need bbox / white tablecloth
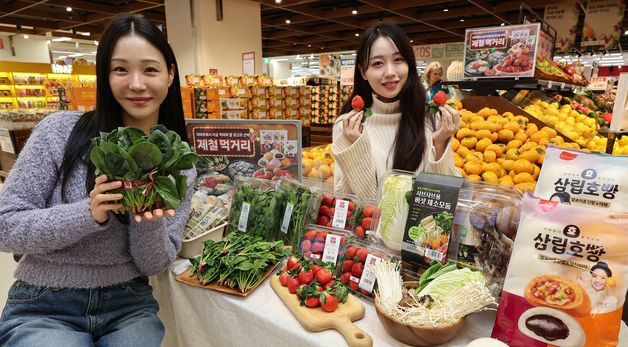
[151,259,628,347]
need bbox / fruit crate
[460,96,577,145]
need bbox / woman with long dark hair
[0,13,194,346]
[333,23,460,199]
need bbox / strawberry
[288,277,300,294]
[432,90,447,107]
[360,217,372,230]
[304,230,317,240]
[340,236,347,245]
[342,260,354,272]
[300,239,312,252]
[356,248,368,262]
[348,201,356,212]
[287,256,300,270]
[324,279,337,290]
[320,292,339,312]
[316,215,329,226]
[354,226,365,238]
[311,264,322,275]
[311,242,325,254]
[321,195,334,206]
[346,210,352,218]
[303,251,312,259]
[327,207,335,219]
[351,262,364,278]
[339,272,351,284]
[316,268,333,284]
[305,296,320,308]
[326,221,333,228]
[315,284,324,292]
[279,272,290,286]
[318,205,330,217]
[346,246,358,259]
[291,262,302,271]
[351,95,365,110]
[362,205,375,218]
[316,231,328,240]
[349,280,360,291]
[298,269,314,285]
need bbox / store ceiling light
[94,40,99,46]
[66,7,72,12]
[285,19,291,24]
[23,34,28,39]
[410,40,414,43]
[308,44,311,47]
[52,37,71,42]
[443,9,449,12]
[352,9,358,15]
[460,19,465,22]
[625,30,628,35]
[501,23,505,26]
[355,33,359,37]
[275,0,281,3]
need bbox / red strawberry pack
[335,241,395,300]
[298,226,351,267]
[309,190,360,231]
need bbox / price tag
[322,234,341,265]
[349,275,360,283]
[560,83,566,89]
[280,203,294,234]
[237,202,251,232]
[547,81,553,88]
[332,199,349,229]
[359,253,382,293]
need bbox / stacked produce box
[311,85,338,125]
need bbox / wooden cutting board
[270,275,373,347]
[175,261,280,297]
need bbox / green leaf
[129,142,162,171]
[149,129,173,165]
[175,174,188,200]
[89,146,109,176]
[105,151,130,178]
[154,176,181,209]
[173,152,199,170]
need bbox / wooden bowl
[374,282,466,346]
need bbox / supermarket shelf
[443,79,586,95]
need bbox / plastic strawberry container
[306,189,361,231]
[351,199,381,240]
[297,225,352,267]
[334,241,395,300]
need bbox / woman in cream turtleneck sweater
[332,23,460,200]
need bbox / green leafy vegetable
[418,268,485,301]
[418,261,457,292]
[227,179,285,241]
[434,211,454,235]
[379,173,414,251]
[278,179,313,249]
[190,232,289,292]
[89,125,199,214]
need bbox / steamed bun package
[491,194,628,347]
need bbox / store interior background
[0,0,627,305]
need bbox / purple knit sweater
[0,111,196,288]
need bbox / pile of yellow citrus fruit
[585,135,628,155]
[302,144,334,182]
[523,100,596,147]
[453,107,581,193]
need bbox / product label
[322,234,341,265]
[237,202,251,232]
[280,202,294,234]
[359,254,382,293]
[332,199,349,229]
[401,173,463,269]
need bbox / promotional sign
[587,77,610,91]
[581,0,625,50]
[463,23,540,79]
[413,43,464,60]
[340,60,354,86]
[610,72,628,133]
[319,54,340,78]
[186,119,302,182]
[544,2,581,54]
[242,52,255,75]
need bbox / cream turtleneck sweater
[332,95,459,200]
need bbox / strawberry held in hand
[351,95,372,123]
[432,90,447,107]
[351,95,365,110]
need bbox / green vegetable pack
[89,125,199,214]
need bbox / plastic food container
[179,221,228,258]
[373,170,523,298]
[351,199,381,240]
[334,241,395,300]
[297,225,351,267]
[307,189,361,231]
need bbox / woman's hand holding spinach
[133,208,176,224]
[89,125,198,215]
[90,175,123,224]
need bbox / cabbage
[379,174,413,251]
[418,268,485,300]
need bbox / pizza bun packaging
[491,193,628,347]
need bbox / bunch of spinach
[278,179,313,250]
[190,232,289,292]
[89,125,198,214]
[227,179,284,241]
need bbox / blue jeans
[0,278,164,347]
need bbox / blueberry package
[491,194,628,347]
[534,145,627,212]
